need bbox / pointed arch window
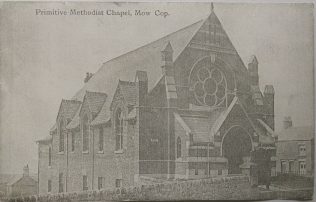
[98,127,104,152]
[177,137,181,158]
[48,147,52,166]
[115,108,123,151]
[82,115,89,152]
[59,120,65,152]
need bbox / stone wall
[3,175,313,202]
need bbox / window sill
[58,151,64,155]
[48,165,52,169]
[114,150,124,154]
[97,151,104,154]
[82,151,89,154]
[70,151,75,154]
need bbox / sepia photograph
[0,1,314,201]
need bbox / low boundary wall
[2,175,313,201]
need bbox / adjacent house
[0,165,38,197]
[37,5,276,194]
[276,117,314,176]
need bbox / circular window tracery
[190,66,227,107]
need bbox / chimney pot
[23,164,29,177]
[84,72,93,83]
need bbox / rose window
[190,66,227,107]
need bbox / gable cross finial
[211,2,214,11]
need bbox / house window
[289,161,294,173]
[176,137,181,158]
[115,108,123,151]
[218,169,222,175]
[115,179,122,188]
[195,168,198,175]
[299,161,306,175]
[195,166,198,175]
[82,115,89,152]
[59,120,64,152]
[299,144,306,156]
[58,173,63,193]
[48,180,52,193]
[71,132,75,152]
[281,161,287,173]
[83,175,88,191]
[48,147,52,166]
[99,127,104,152]
[98,177,103,190]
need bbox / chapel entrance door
[222,127,252,174]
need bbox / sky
[0,2,314,174]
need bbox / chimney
[283,116,293,129]
[23,164,29,177]
[84,72,93,83]
[135,70,148,106]
[248,55,259,86]
[161,41,174,76]
[264,85,275,130]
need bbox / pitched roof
[6,175,37,186]
[277,126,314,141]
[0,174,37,186]
[83,91,107,115]
[181,116,211,142]
[51,10,248,131]
[210,96,260,137]
[72,19,204,104]
[67,91,107,128]
[90,101,111,126]
[57,99,82,121]
[175,108,224,143]
[66,104,81,129]
[118,80,137,106]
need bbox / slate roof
[90,101,111,126]
[277,126,314,141]
[6,175,37,186]
[182,116,211,142]
[60,19,205,131]
[0,174,37,186]
[72,20,204,103]
[66,91,107,128]
[118,80,137,106]
[66,105,81,129]
[83,91,107,115]
[175,108,225,143]
[57,99,81,121]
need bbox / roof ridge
[61,99,82,104]
[94,20,204,75]
[85,91,108,97]
[119,80,135,85]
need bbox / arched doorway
[222,126,252,174]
